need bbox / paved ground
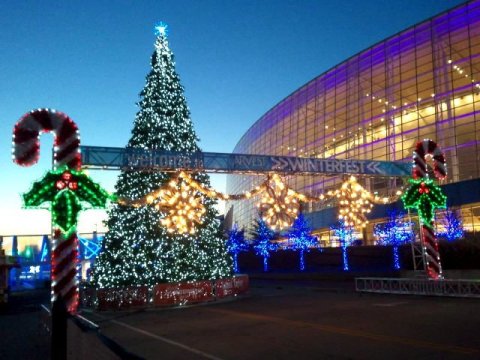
[0,289,50,360]
[1,278,479,359]
[83,279,480,360]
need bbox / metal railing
[355,277,480,298]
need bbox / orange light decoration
[179,171,266,200]
[257,174,306,230]
[118,171,401,234]
[146,176,206,234]
[327,176,374,228]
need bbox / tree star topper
[155,22,169,37]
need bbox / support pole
[51,296,68,360]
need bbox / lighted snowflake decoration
[329,176,374,228]
[257,174,302,230]
[147,177,206,234]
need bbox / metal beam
[80,145,411,177]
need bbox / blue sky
[0,0,466,235]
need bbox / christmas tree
[373,210,414,270]
[438,208,464,242]
[226,224,249,273]
[330,221,356,271]
[286,213,318,271]
[93,23,232,288]
[250,218,278,272]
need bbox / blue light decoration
[438,208,464,242]
[252,218,278,272]
[11,235,18,256]
[78,232,103,260]
[373,210,415,270]
[154,22,168,37]
[23,246,34,260]
[330,221,356,271]
[40,235,50,262]
[286,213,318,271]
[9,236,19,287]
[226,224,249,273]
[29,265,40,275]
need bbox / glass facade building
[226,0,480,242]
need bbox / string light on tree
[93,23,232,289]
[286,213,318,271]
[438,208,464,242]
[373,210,415,270]
[251,218,278,272]
[330,221,356,271]
[226,224,249,273]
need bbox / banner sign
[215,275,250,298]
[97,286,148,310]
[215,278,236,298]
[153,281,214,306]
[233,274,249,295]
[81,146,411,177]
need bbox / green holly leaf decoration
[23,171,59,207]
[75,173,111,207]
[52,190,82,234]
[402,178,447,226]
[22,165,112,233]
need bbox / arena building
[226,0,480,246]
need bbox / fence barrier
[85,274,250,311]
[355,277,480,298]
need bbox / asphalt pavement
[2,278,479,359]
[0,289,50,360]
[83,278,480,360]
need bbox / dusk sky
[0,0,466,235]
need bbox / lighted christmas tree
[250,218,278,272]
[93,23,232,288]
[226,224,249,273]
[330,221,356,271]
[438,208,464,242]
[286,213,318,271]
[373,210,414,270]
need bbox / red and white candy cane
[12,108,81,313]
[13,108,81,170]
[412,139,446,279]
[413,139,447,180]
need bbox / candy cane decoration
[413,139,447,180]
[13,108,81,170]
[413,139,446,279]
[12,108,81,313]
